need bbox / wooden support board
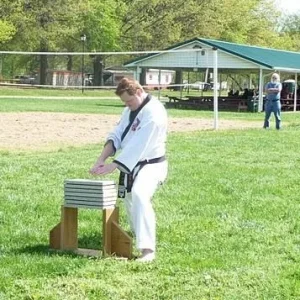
[50,206,132,259]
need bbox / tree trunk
[140,68,147,85]
[39,41,48,85]
[67,55,73,71]
[93,55,104,86]
[174,70,183,91]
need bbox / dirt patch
[0,112,261,151]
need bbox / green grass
[1,126,300,299]
[0,86,116,97]
[0,98,125,115]
[1,89,300,298]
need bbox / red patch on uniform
[131,118,140,131]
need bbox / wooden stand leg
[50,205,132,258]
[111,221,132,259]
[102,207,118,256]
[61,206,78,250]
[49,222,61,249]
[102,207,132,259]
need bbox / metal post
[80,34,86,93]
[213,47,218,130]
[294,73,297,112]
[258,68,264,112]
[0,54,3,78]
[158,69,161,100]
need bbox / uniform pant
[263,100,281,129]
[124,160,168,252]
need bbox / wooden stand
[49,205,132,259]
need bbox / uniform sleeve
[113,117,159,173]
[106,109,128,154]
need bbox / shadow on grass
[15,233,103,257]
[14,244,80,258]
[78,233,103,250]
[286,123,300,128]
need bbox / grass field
[2,96,300,124]
[0,90,300,299]
[1,87,300,122]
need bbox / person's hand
[89,160,105,174]
[89,162,117,175]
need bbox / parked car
[15,75,36,84]
[85,74,93,86]
[189,81,211,91]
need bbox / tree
[2,0,85,83]
[1,0,298,85]
[0,20,16,44]
[279,14,300,51]
[119,0,208,50]
[77,0,124,85]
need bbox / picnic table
[165,95,249,112]
[281,98,300,111]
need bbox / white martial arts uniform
[106,94,168,252]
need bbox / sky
[277,0,300,14]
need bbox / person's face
[120,90,143,111]
[271,75,279,83]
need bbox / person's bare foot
[136,249,155,262]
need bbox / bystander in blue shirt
[263,73,282,130]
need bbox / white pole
[218,73,222,97]
[294,73,297,112]
[213,48,218,130]
[205,68,209,83]
[158,69,161,100]
[258,68,264,112]
[134,66,141,81]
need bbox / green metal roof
[199,38,300,72]
[125,37,300,73]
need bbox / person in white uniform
[90,78,168,262]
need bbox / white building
[104,68,174,88]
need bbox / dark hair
[115,78,144,96]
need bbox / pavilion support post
[205,68,209,83]
[158,69,161,100]
[213,47,218,130]
[218,73,222,97]
[294,73,298,112]
[258,68,264,112]
[134,66,141,81]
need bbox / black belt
[118,155,166,198]
[137,155,166,169]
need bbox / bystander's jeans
[263,100,281,130]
